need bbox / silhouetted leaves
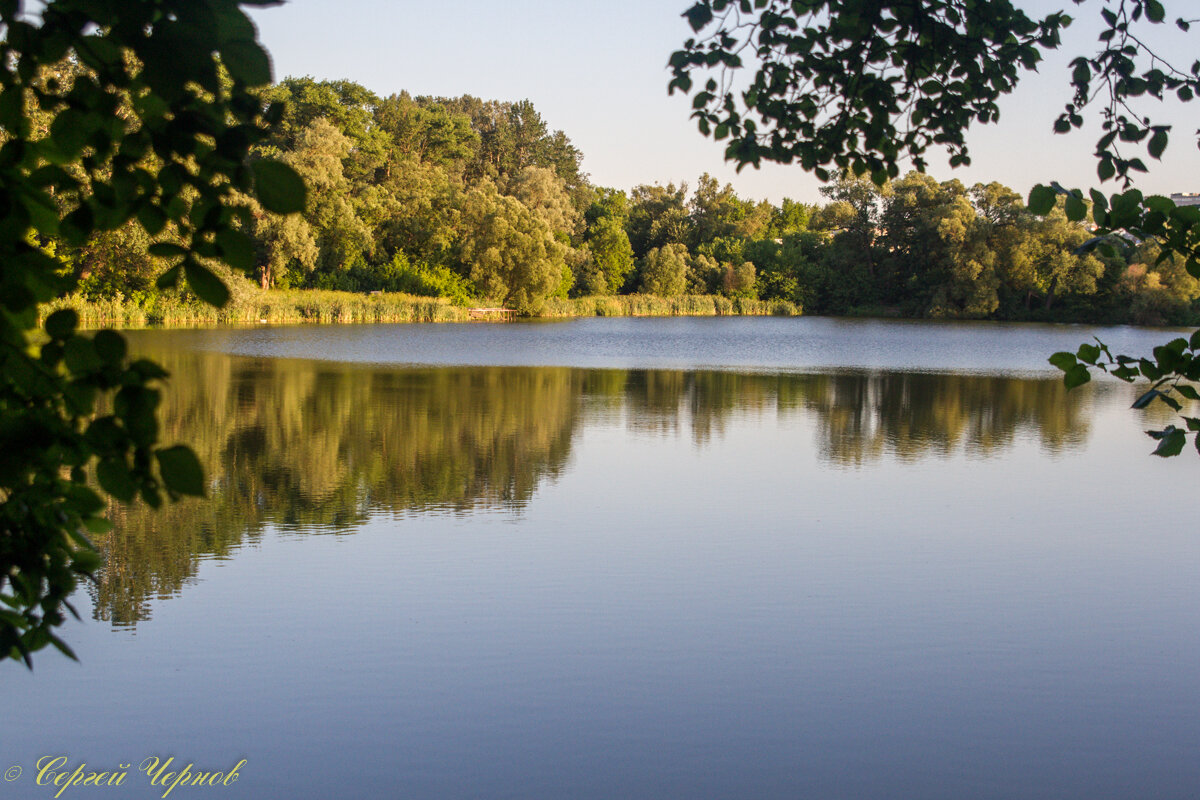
[252,159,307,214]
[0,0,295,665]
[155,446,206,497]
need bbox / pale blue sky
[248,0,1200,205]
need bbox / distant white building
[1170,192,1200,207]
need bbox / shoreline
[43,290,800,330]
[40,289,1198,333]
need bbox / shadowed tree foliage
[0,0,307,665]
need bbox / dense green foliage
[0,0,307,666]
[669,0,1200,453]
[54,67,1197,325]
[48,75,816,315]
[671,0,1069,179]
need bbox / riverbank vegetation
[45,274,795,329]
[52,75,1199,327]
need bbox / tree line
[63,76,1199,323]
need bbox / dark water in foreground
[3,318,1198,800]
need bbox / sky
[247,0,1200,206]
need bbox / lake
[4,317,1198,800]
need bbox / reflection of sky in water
[4,321,1198,800]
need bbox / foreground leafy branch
[1050,331,1200,455]
[1033,185,1200,454]
[1,0,305,666]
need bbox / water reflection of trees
[617,371,1098,463]
[95,351,580,626]
[92,351,1100,626]
[782,372,1097,467]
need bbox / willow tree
[456,181,573,312]
[639,243,690,296]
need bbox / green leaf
[70,548,101,574]
[63,337,102,374]
[148,242,187,258]
[1176,384,1200,401]
[1063,364,1090,389]
[1076,343,1101,364]
[220,40,272,86]
[82,517,113,534]
[1151,427,1186,457]
[1144,194,1174,214]
[1148,128,1168,159]
[44,309,78,341]
[66,484,105,516]
[96,458,136,502]
[155,445,205,497]
[155,264,182,291]
[0,87,25,133]
[47,633,79,662]
[137,205,168,236]
[92,330,127,365]
[1048,351,1077,371]
[216,228,256,273]
[684,3,714,32]
[22,185,62,236]
[1139,359,1163,381]
[1028,184,1056,215]
[129,358,170,380]
[184,262,230,307]
[49,109,90,159]
[1064,193,1086,222]
[251,159,307,214]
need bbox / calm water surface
[4,318,1198,800]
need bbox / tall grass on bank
[539,295,799,318]
[43,288,799,330]
[44,289,470,329]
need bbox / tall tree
[638,243,690,296]
[455,181,572,312]
[373,93,479,172]
[262,77,388,180]
[627,183,692,258]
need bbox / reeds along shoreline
[43,291,800,329]
[540,295,798,318]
